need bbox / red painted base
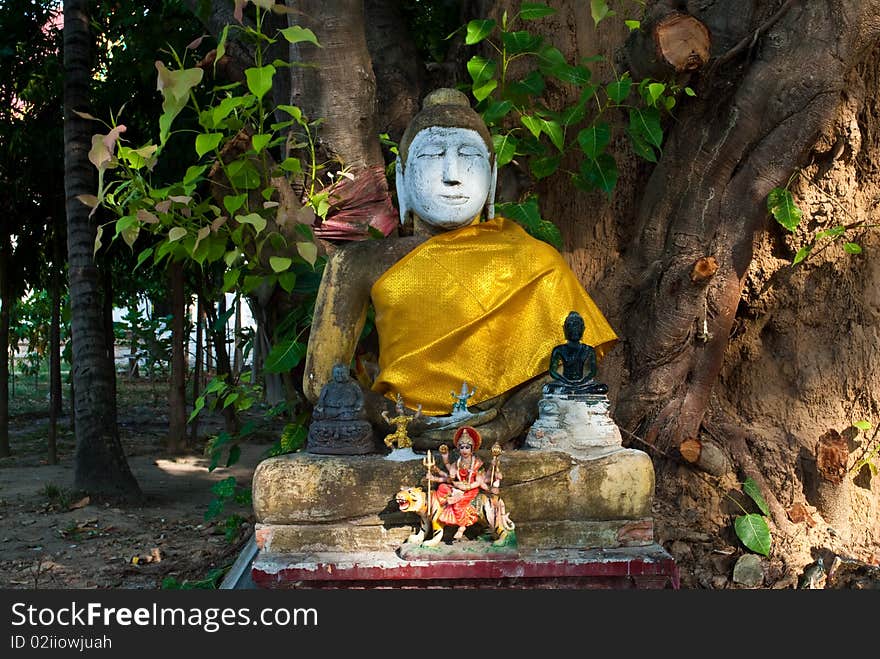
[251,544,679,589]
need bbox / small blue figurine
[450,381,476,414]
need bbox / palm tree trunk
[167,261,187,453]
[64,0,140,500]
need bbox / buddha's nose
[442,153,461,185]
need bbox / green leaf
[606,77,632,103]
[578,153,618,195]
[245,65,276,101]
[264,339,307,373]
[520,2,556,20]
[211,476,237,499]
[278,271,297,293]
[577,123,610,159]
[277,104,303,122]
[629,107,663,149]
[521,115,542,139]
[742,477,770,516]
[279,157,302,174]
[530,154,560,179]
[236,213,267,234]
[501,30,542,54]
[270,256,292,273]
[508,70,545,97]
[222,269,240,293]
[627,132,658,163]
[225,445,241,468]
[843,242,862,254]
[541,118,564,152]
[223,193,248,215]
[184,164,207,185]
[496,196,562,249]
[135,247,154,271]
[493,133,517,167]
[853,420,871,431]
[168,227,187,242]
[297,241,318,266]
[467,56,496,85]
[205,499,224,521]
[481,100,513,125]
[472,78,498,102]
[646,82,666,106]
[227,159,261,189]
[767,187,802,231]
[252,133,271,153]
[792,245,811,265]
[734,514,772,556]
[195,132,223,158]
[465,19,496,45]
[625,20,641,31]
[280,26,320,46]
[590,0,615,25]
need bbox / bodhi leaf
[734,514,772,556]
[465,19,495,45]
[767,187,802,231]
[590,0,615,25]
[520,2,556,20]
[742,477,770,516]
[492,133,517,167]
[577,123,610,159]
[280,26,320,46]
[467,56,496,85]
[245,65,276,101]
[264,339,307,373]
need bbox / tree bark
[64,0,140,501]
[167,261,187,454]
[616,1,880,456]
[287,0,385,173]
[190,294,203,444]
[0,227,10,458]
[47,226,64,465]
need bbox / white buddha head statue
[395,88,497,230]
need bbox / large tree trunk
[167,261,187,454]
[616,2,880,455]
[288,0,384,173]
[63,0,141,501]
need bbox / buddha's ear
[395,156,409,225]
[486,160,497,220]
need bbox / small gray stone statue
[306,363,375,455]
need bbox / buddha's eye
[458,146,482,157]
[418,150,445,158]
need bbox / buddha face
[398,126,493,229]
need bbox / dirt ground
[1,378,877,590]
[0,380,268,590]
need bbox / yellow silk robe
[370,216,618,415]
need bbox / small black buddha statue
[544,311,608,396]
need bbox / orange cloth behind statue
[370,216,618,415]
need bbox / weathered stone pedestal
[250,436,679,588]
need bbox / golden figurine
[381,393,422,449]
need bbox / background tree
[63,0,141,500]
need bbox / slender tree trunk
[47,229,63,465]
[190,294,203,444]
[64,0,140,500]
[203,296,239,436]
[167,261,187,453]
[233,293,242,377]
[0,228,10,458]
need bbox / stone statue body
[307,363,374,455]
[303,89,617,449]
[546,311,608,395]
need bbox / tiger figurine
[395,485,515,547]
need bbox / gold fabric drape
[370,216,618,415]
